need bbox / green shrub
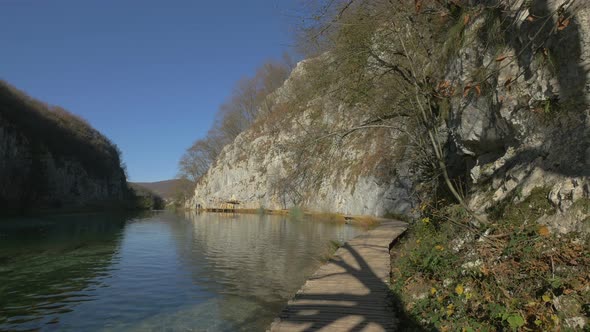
[391,194,589,331]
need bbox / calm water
[0,211,363,331]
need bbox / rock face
[189,0,590,229]
[0,83,128,213]
[187,63,416,217]
[447,0,590,233]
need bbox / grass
[441,9,468,66]
[316,239,344,264]
[390,190,589,331]
[383,212,413,223]
[309,212,348,224]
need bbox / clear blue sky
[0,0,299,182]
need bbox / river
[0,211,363,331]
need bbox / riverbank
[186,207,390,228]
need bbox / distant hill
[130,179,193,200]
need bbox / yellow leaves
[435,245,445,251]
[551,314,560,325]
[542,294,551,303]
[538,226,550,237]
[446,303,455,316]
[455,284,464,295]
[465,292,473,300]
[437,296,444,303]
[430,287,437,295]
[421,217,430,224]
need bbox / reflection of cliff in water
[0,213,130,331]
[165,211,362,331]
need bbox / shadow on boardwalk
[270,221,430,332]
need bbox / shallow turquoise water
[0,211,362,331]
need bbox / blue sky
[0,0,299,182]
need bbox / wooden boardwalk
[270,220,407,332]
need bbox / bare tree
[178,58,292,183]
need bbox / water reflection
[171,212,361,331]
[0,211,363,331]
[0,213,130,331]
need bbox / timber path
[270,220,407,332]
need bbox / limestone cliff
[0,81,129,213]
[187,62,415,216]
[188,0,590,233]
[445,0,590,234]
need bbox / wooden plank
[269,220,407,332]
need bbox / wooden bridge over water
[270,220,407,332]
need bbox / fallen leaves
[463,83,482,98]
[474,84,481,96]
[436,80,455,98]
[463,14,470,26]
[455,284,464,295]
[538,225,550,237]
[495,54,509,62]
[463,85,471,98]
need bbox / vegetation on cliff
[392,196,589,331]
[0,80,123,178]
[296,0,590,329]
[0,81,155,213]
[177,57,293,183]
